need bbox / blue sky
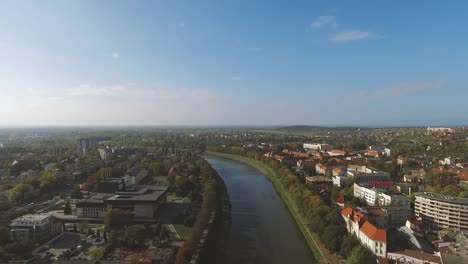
[0,0,467,126]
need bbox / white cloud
[330,30,372,43]
[68,84,126,96]
[354,81,447,99]
[112,52,120,59]
[67,83,221,102]
[311,16,337,29]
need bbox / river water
[205,155,317,264]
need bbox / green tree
[8,183,30,203]
[346,245,376,264]
[0,226,11,245]
[64,201,72,215]
[89,248,104,260]
[104,209,133,232]
[340,234,359,257]
[126,225,147,247]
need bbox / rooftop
[361,220,387,242]
[415,192,468,205]
[107,185,168,202]
[12,214,50,222]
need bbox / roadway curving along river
[205,155,317,264]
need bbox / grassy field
[205,151,340,264]
[174,224,192,240]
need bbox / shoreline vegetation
[174,157,231,264]
[205,150,339,264]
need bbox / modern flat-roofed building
[10,214,60,241]
[76,193,114,218]
[76,185,168,219]
[354,182,410,207]
[415,192,468,231]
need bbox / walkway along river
[205,155,318,264]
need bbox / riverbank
[205,151,339,264]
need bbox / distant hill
[276,125,363,132]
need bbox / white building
[315,163,328,175]
[354,183,410,207]
[10,214,60,241]
[342,207,387,257]
[348,166,391,183]
[333,175,348,187]
[303,143,334,151]
[427,127,454,133]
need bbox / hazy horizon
[1,1,467,126]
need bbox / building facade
[354,182,409,207]
[342,207,387,257]
[10,214,60,241]
[415,192,468,231]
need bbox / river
[205,155,317,264]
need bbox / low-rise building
[348,169,391,183]
[365,206,413,228]
[76,185,168,219]
[342,207,387,257]
[386,250,441,264]
[315,163,329,175]
[10,214,61,241]
[305,176,333,190]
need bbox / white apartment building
[354,183,409,207]
[415,192,468,231]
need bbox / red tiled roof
[333,168,342,173]
[360,221,386,242]
[341,207,353,218]
[330,150,346,155]
[336,196,345,204]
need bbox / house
[397,156,405,166]
[366,150,380,158]
[315,163,329,175]
[296,160,304,169]
[342,207,387,257]
[335,196,345,208]
[332,167,346,177]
